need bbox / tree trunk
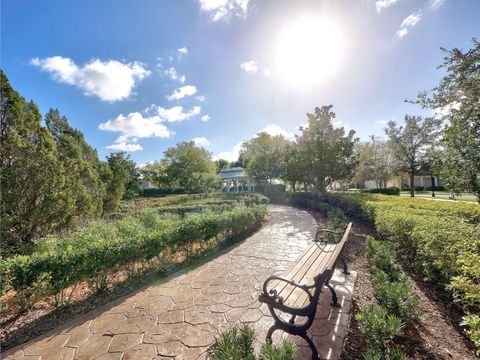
[431,175,436,197]
[410,173,415,197]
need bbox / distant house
[333,172,444,191]
[140,179,154,190]
[218,167,255,192]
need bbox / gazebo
[218,167,255,193]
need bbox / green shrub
[372,274,420,321]
[142,188,186,197]
[209,325,296,360]
[1,203,267,309]
[210,325,256,360]
[464,314,480,356]
[355,306,404,360]
[367,187,400,196]
[324,192,479,350]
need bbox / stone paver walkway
[4,205,356,360]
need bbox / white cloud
[198,0,250,22]
[167,85,197,100]
[375,119,388,126]
[164,67,186,83]
[106,142,143,152]
[240,60,259,74]
[259,124,294,139]
[396,11,422,38]
[192,137,210,147]
[214,142,243,162]
[100,105,202,152]
[263,68,272,77]
[375,0,399,13]
[99,112,172,143]
[429,0,445,9]
[178,47,188,55]
[201,114,211,122]
[196,95,206,102]
[156,105,201,122]
[30,56,150,102]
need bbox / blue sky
[2,0,479,164]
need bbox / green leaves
[297,105,358,192]
[324,192,480,352]
[355,306,404,359]
[1,195,267,313]
[209,325,296,360]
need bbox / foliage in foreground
[307,192,479,353]
[0,71,141,256]
[1,195,267,313]
[209,325,296,360]
[355,306,405,360]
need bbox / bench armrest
[259,275,318,316]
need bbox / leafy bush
[209,325,296,360]
[355,306,404,360]
[464,314,480,356]
[367,237,420,322]
[142,188,186,197]
[322,192,479,349]
[1,200,267,311]
[367,187,400,196]
[426,185,446,191]
[257,184,287,204]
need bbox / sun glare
[274,16,346,87]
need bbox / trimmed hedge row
[1,204,267,309]
[290,192,479,352]
[366,187,400,196]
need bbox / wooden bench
[258,222,352,359]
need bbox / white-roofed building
[218,167,255,192]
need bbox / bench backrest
[325,222,352,271]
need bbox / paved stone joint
[5,205,356,360]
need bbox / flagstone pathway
[4,205,356,360]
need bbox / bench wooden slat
[269,242,323,290]
[271,222,352,308]
[271,243,324,295]
[276,244,333,305]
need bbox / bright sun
[274,16,346,87]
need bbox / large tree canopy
[0,71,130,254]
[239,132,290,184]
[354,135,396,189]
[163,141,221,193]
[385,115,442,197]
[296,105,357,192]
[414,39,480,201]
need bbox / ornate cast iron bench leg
[266,325,319,360]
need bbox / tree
[215,159,230,173]
[1,72,67,253]
[354,135,395,189]
[163,141,220,193]
[141,160,170,188]
[239,132,289,184]
[296,106,357,192]
[385,115,442,197]
[283,141,309,192]
[103,152,140,213]
[413,39,480,202]
[45,109,111,217]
